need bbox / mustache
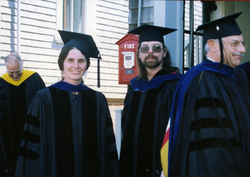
[145,54,158,60]
[232,52,244,57]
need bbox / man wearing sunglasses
[164,12,250,177]
[0,53,45,176]
[119,24,182,177]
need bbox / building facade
[0,0,130,120]
[0,0,249,122]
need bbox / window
[183,1,203,71]
[63,0,83,32]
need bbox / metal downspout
[17,0,20,53]
[189,1,194,68]
[138,0,142,27]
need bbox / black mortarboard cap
[128,24,177,44]
[196,12,242,69]
[58,30,102,87]
[58,30,100,59]
[196,12,242,42]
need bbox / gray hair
[5,53,23,68]
[204,39,220,56]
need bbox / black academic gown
[0,82,8,176]
[15,81,119,177]
[119,69,182,177]
[168,60,250,177]
[0,82,6,118]
[233,61,250,98]
[0,70,45,176]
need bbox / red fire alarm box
[116,33,139,84]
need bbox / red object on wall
[116,33,139,85]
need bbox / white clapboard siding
[96,23,127,35]
[21,31,56,42]
[1,0,16,8]
[82,71,119,84]
[1,13,17,23]
[21,18,56,29]
[97,29,126,43]
[1,29,17,38]
[22,53,60,63]
[26,67,60,77]
[21,3,56,16]
[99,56,119,63]
[21,0,56,9]
[99,50,118,59]
[1,0,129,99]
[24,60,58,70]
[1,21,17,31]
[41,76,61,86]
[21,38,57,49]
[87,60,118,73]
[87,61,119,70]
[98,35,123,47]
[101,35,123,44]
[20,24,55,35]
[20,46,59,56]
[21,11,56,23]
[96,18,127,31]
[85,80,127,91]
[97,11,128,24]
[98,0,129,12]
[1,44,17,52]
[18,0,60,87]
[1,35,17,44]
[93,0,129,98]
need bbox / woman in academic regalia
[15,31,119,177]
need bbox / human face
[6,60,22,81]
[138,41,167,69]
[222,34,246,68]
[63,48,87,85]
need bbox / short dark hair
[136,43,180,81]
[58,45,90,71]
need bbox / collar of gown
[130,69,182,93]
[48,81,90,92]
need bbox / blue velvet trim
[237,61,250,72]
[168,60,234,176]
[130,73,182,93]
[48,81,90,92]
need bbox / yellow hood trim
[0,70,36,86]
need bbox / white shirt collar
[206,57,216,62]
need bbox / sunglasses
[139,44,164,53]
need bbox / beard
[142,54,163,69]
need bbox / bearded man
[119,24,182,177]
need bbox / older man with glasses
[5,54,23,81]
[162,12,250,177]
[0,53,45,176]
[119,24,182,177]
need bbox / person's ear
[163,47,168,58]
[207,39,218,52]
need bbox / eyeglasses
[139,44,164,53]
[8,69,22,76]
[224,40,246,49]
